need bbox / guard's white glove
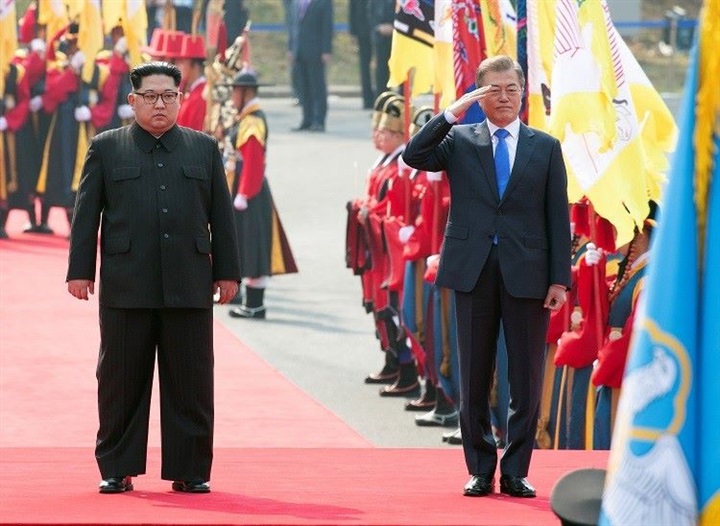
[398,225,415,244]
[584,243,602,266]
[30,38,46,55]
[233,193,248,211]
[114,36,128,56]
[70,50,85,73]
[29,95,43,113]
[426,171,443,182]
[117,104,134,120]
[0,117,7,132]
[74,105,92,122]
[426,254,440,267]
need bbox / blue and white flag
[599,0,720,524]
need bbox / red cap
[159,31,185,59]
[179,34,206,60]
[142,28,166,57]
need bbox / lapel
[502,123,535,202]
[471,121,499,201]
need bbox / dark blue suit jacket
[403,113,571,297]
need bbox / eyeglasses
[133,91,180,105]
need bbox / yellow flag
[388,0,435,97]
[79,0,104,82]
[0,0,18,95]
[122,0,148,67]
[547,0,676,246]
[434,0,454,108]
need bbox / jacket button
[163,233,169,239]
[160,185,166,190]
[162,208,168,213]
[158,163,164,168]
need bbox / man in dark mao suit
[403,56,571,498]
[67,62,240,494]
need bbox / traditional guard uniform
[224,70,297,319]
[176,35,208,131]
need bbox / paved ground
[214,94,454,448]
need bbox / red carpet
[0,210,608,524]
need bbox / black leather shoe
[291,124,310,132]
[98,476,133,493]
[172,480,211,493]
[463,474,493,497]
[308,123,325,132]
[228,305,266,319]
[500,475,536,498]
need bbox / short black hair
[129,61,181,90]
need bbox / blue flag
[598,2,720,524]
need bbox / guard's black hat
[227,69,262,88]
[550,468,606,526]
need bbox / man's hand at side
[215,280,239,304]
[543,284,567,311]
[68,279,94,300]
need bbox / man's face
[128,74,181,135]
[377,128,404,154]
[477,69,523,127]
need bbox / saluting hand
[446,85,494,120]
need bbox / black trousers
[95,306,214,481]
[454,245,548,477]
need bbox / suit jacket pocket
[111,167,141,181]
[196,236,212,254]
[524,234,548,249]
[445,223,469,240]
[184,166,208,180]
[104,235,131,254]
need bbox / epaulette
[235,114,266,149]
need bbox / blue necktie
[494,128,510,198]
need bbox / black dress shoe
[308,123,325,132]
[172,480,211,493]
[228,305,266,319]
[463,474,493,497]
[98,476,133,494]
[500,475,536,498]
[291,124,310,132]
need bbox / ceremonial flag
[122,0,147,66]
[388,0,435,98]
[599,1,720,523]
[78,0,104,82]
[525,0,556,131]
[38,0,70,45]
[0,0,17,95]
[451,0,485,124]
[478,0,515,58]
[434,0,454,108]
[547,0,676,247]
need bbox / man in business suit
[403,55,571,498]
[288,0,333,132]
[66,62,240,494]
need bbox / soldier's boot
[364,350,399,384]
[415,387,459,427]
[228,286,266,319]
[379,361,420,397]
[31,202,54,234]
[405,379,437,411]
